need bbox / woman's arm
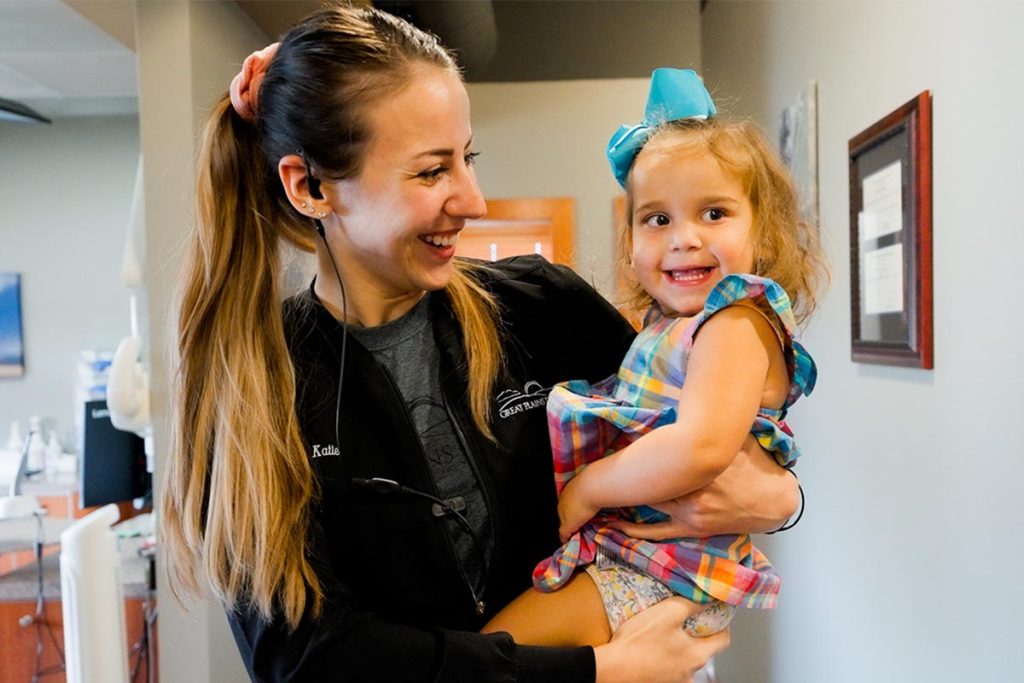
[228,535,599,682]
[611,435,800,539]
[233,557,729,683]
[558,306,781,540]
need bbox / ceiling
[0,0,700,120]
[0,0,328,120]
[0,0,138,118]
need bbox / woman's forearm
[621,437,800,539]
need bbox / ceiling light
[0,97,52,124]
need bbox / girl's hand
[594,597,730,683]
[557,476,600,542]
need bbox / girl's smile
[664,266,715,284]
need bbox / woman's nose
[448,166,487,220]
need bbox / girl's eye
[641,213,671,229]
[465,151,481,166]
[702,208,727,222]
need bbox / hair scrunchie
[605,68,717,188]
[229,43,280,123]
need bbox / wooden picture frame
[848,91,933,368]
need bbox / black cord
[766,468,804,534]
[302,151,346,449]
[315,218,349,451]
[352,478,487,615]
[314,206,486,615]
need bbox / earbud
[301,151,324,199]
[308,175,323,200]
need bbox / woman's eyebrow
[413,138,475,160]
[414,148,455,159]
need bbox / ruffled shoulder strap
[695,274,817,406]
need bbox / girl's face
[629,147,755,317]
[323,65,486,299]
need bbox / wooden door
[457,198,574,266]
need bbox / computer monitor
[80,400,149,508]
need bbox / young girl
[484,68,827,647]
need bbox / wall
[701,3,1024,682]
[0,116,138,447]
[468,79,650,292]
[466,10,701,292]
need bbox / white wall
[701,3,1024,682]
[0,116,138,447]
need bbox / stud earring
[318,210,327,219]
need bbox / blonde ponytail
[160,97,322,628]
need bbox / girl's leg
[483,560,734,647]
[482,571,612,647]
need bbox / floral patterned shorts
[584,549,735,637]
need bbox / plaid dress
[531,274,817,609]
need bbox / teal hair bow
[606,68,717,188]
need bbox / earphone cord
[314,217,487,615]
[350,477,487,615]
[315,218,347,450]
[403,488,489,615]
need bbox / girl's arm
[611,436,800,539]
[559,305,783,540]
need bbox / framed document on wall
[848,91,933,368]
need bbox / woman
[160,6,797,682]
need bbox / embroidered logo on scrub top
[496,380,551,419]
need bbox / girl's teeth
[670,268,710,282]
[422,233,459,248]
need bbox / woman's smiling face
[323,64,486,298]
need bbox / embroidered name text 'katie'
[312,444,340,458]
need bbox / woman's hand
[557,475,600,542]
[593,597,730,683]
[611,435,799,540]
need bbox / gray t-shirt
[348,293,492,591]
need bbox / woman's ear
[278,154,329,218]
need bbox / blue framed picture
[0,273,25,377]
